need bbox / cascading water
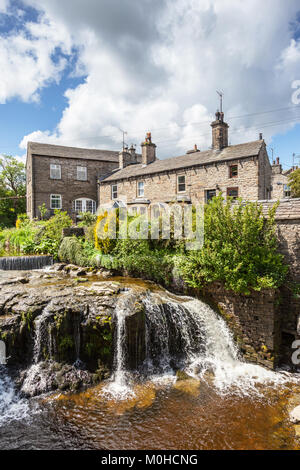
[21,305,54,396]
[0,367,29,427]
[0,256,53,271]
[104,290,293,399]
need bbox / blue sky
[0,0,299,171]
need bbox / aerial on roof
[27,141,120,162]
[101,139,264,182]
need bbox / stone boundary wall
[259,198,300,282]
[201,282,280,369]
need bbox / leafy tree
[288,168,300,198]
[0,155,26,227]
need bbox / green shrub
[177,195,288,294]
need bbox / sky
[0,0,300,170]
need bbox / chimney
[259,132,263,140]
[119,147,131,169]
[129,144,137,164]
[186,144,200,155]
[211,111,229,150]
[272,157,282,175]
[141,132,156,165]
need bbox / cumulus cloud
[0,11,73,103]
[18,0,300,158]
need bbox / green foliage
[58,237,98,267]
[38,203,48,220]
[288,168,300,198]
[113,238,173,283]
[77,212,97,227]
[43,210,72,242]
[0,155,26,228]
[0,210,72,258]
[177,195,288,294]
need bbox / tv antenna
[119,129,128,150]
[216,90,223,113]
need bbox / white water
[104,291,296,399]
[0,368,29,427]
[184,299,293,395]
[21,305,53,396]
[103,307,135,399]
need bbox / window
[50,194,62,209]
[205,189,216,203]
[137,181,144,197]
[72,198,96,214]
[227,187,239,199]
[229,165,238,178]
[284,184,291,198]
[50,164,61,179]
[178,175,186,192]
[111,184,118,199]
[77,166,87,181]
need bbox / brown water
[38,378,299,450]
[1,269,300,450]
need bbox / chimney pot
[194,144,198,151]
[141,132,156,165]
[276,157,280,165]
[259,132,263,140]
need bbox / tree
[0,155,26,228]
[288,168,300,198]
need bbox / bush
[58,237,98,267]
[177,195,288,294]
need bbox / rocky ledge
[0,267,151,397]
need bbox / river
[0,269,299,450]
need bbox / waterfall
[104,290,292,398]
[21,305,54,396]
[104,307,134,398]
[0,256,53,271]
[0,367,29,426]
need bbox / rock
[176,370,194,381]
[88,281,121,296]
[290,405,300,424]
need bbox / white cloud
[0,14,72,103]
[19,0,300,158]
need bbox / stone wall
[99,154,265,207]
[27,154,118,219]
[202,198,300,369]
[201,282,280,369]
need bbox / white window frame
[111,184,118,200]
[50,194,62,210]
[177,175,186,193]
[50,164,61,180]
[77,166,87,181]
[73,198,96,214]
[137,181,144,197]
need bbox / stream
[0,269,300,450]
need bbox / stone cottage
[26,142,140,220]
[98,112,274,210]
[26,111,295,219]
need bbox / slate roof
[101,140,264,182]
[28,142,120,162]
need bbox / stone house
[26,142,139,220]
[98,112,274,210]
[26,111,295,220]
[271,157,296,200]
